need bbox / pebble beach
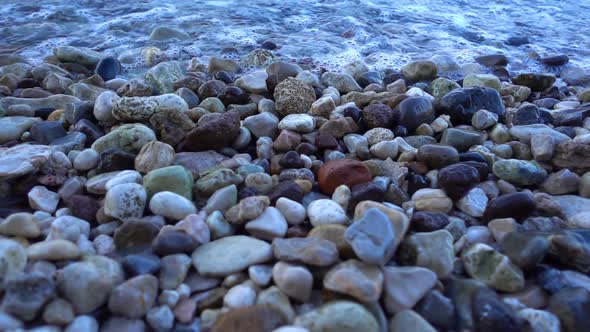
[2,1,590,332]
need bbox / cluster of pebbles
[1,46,590,332]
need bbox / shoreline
[0,44,590,331]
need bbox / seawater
[2,0,589,75]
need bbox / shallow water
[2,0,589,75]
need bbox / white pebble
[149,191,196,220]
[307,199,349,226]
[276,197,306,225]
[223,284,256,309]
[73,149,99,171]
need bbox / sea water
[2,0,589,75]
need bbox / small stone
[257,286,295,323]
[104,183,146,221]
[462,243,525,292]
[0,213,40,238]
[411,212,449,232]
[401,60,438,81]
[483,192,536,221]
[531,135,555,161]
[517,309,560,332]
[417,144,459,169]
[430,77,461,101]
[235,70,268,93]
[147,306,174,332]
[344,208,395,265]
[278,114,316,133]
[134,141,175,174]
[272,261,313,302]
[108,274,158,318]
[412,189,453,213]
[183,110,241,151]
[73,149,99,171]
[224,283,256,309]
[57,259,123,314]
[361,103,397,129]
[542,169,581,195]
[398,97,436,131]
[318,158,372,194]
[204,184,238,213]
[152,230,197,256]
[307,199,349,226]
[245,206,288,240]
[512,73,555,92]
[65,315,98,332]
[370,140,399,159]
[456,188,488,217]
[274,77,316,117]
[91,123,155,154]
[101,316,146,332]
[414,290,455,330]
[323,259,383,302]
[225,196,270,224]
[42,298,74,325]
[321,72,362,93]
[548,287,590,332]
[268,180,303,204]
[143,165,193,199]
[122,254,161,277]
[244,112,279,138]
[2,272,55,321]
[472,287,522,332]
[398,230,454,278]
[0,239,27,285]
[272,237,338,266]
[513,104,541,125]
[440,87,505,125]
[195,168,243,197]
[47,215,90,242]
[472,109,499,129]
[192,235,272,277]
[211,304,286,332]
[493,159,547,186]
[159,254,192,290]
[463,73,501,90]
[149,191,196,220]
[249,265,273,286]
[390,310,437,332]
[437,163,480,200]
[54,46,102,66]
[440,128,482,152]
[365,127,395,145]
[500,232,549,271]
[28,186,60,213]
[383,266,437,314]
[30,121,67,144]
[275,197,306,225]
[27,240,80,261]
[294,301,379,332]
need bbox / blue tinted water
[2,0,589,74]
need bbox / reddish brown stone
[65,195,99,223]
[174,298,197,324]
[318,158,372,194]
[180,111,240,151]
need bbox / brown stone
[318,158,372,194]
[181,110,240,151]
[211,304,286,332]
[64,195,99,223]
